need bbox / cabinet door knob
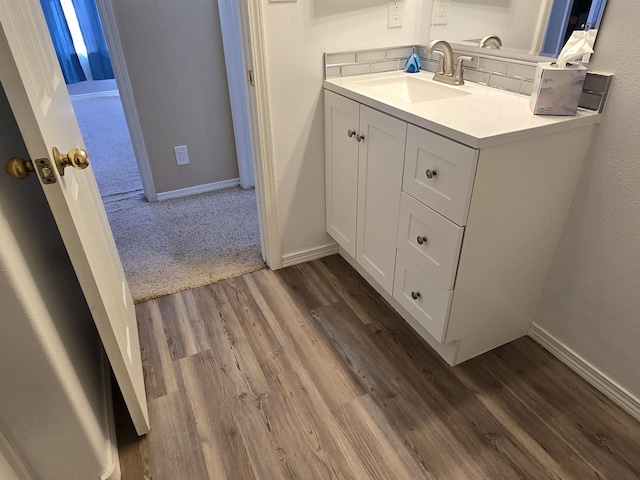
[348,129,356,138]
[411,291,421,300]
[417,236,427,245]
[356,134,365,142]
[426,169,437,179]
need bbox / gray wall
[0,88,110,478]
[110,0,238,194]
[533,1,640,398]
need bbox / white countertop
[324,71,600,149]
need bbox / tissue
[556,30,594,68]
[529,31,592,116]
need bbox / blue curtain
[71,0,114,80]
[39,0,86,84]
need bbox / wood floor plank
[175,350,258,480]
[135,300,178,400]
[251,268,366,409]
[509,338,640,442]
[311,300,489,479]
[119,255,640,480]
[313,288,612,480]
[113,380,152,480]
[192,283,315,479]
[146,391,209,480]
[333,394,435,480]
[312,256,397,325]
[351,310,568,480]
[196,281,348,479]
[220,275,377,479]
[275,260,339,311]
[156,291,210,360]
[482,339,640,479]
[455,357,607,479]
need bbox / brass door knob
[53,147,90,176]
[5,157,35,180]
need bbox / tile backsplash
[324,46,415,79]
[325,45,613,113]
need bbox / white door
[356,106,406,294]
[0,1,149,435]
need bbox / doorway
[41,0,266,302]
[541,0,608,57]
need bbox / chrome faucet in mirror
[478,34,502,50]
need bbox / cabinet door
[356,106,407,293]
[325,91,360,257]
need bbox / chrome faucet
[425,39,473,86]
[478,34,502,50]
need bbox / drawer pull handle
[348,129,356,138]
[426,169,437,179]
[411,291,421,300]
[417,236,427,245]
[356,134,365,142]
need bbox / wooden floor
[114,255,640,479]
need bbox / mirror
[430,0,608,60]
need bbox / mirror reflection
[430,0,607,59]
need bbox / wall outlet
[388,1,404,28]
[174,145,189,165]
[432,0,450,25]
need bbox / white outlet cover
[432,0,450,25]
[388,1,404,28]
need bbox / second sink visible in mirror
[353,76,472,103]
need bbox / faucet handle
[453,56,474,85]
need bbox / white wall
[0,88,115,479]
[261,0,428,257]
[533,2,640,399]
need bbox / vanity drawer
[393,250,453,343]
[396,193,464,290]
[403,125,478,226]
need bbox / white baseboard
[70,90,120,101]
[156,178,241,201]
[280,243,339,269]
[528,323,640,422]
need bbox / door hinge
[248,69,255,87]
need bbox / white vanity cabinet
[324,90,406,293]
[324,83,596,365]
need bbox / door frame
[94,0,282,268]
[95,0,157,202]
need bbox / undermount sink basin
[354,76,472,103]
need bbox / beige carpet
[73,95,265,303]
[103,188,264,303]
